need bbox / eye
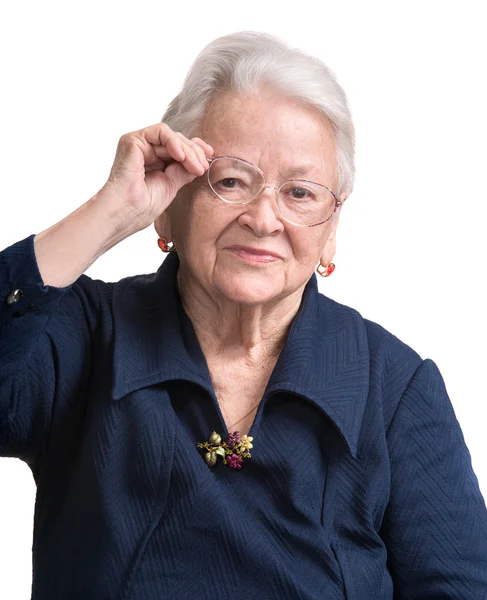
[292,187,309,199]
[286,186,316,201]
[219,178,240,189]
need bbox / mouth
[224,245,282,263]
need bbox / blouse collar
[111,251,369,459]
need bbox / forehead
[198,89,337,180]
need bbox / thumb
[163,160,199,195]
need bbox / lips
[225,245,282,259]
[224,245,283,265]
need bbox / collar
[111,251,370,459]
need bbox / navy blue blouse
[1,233,487,599]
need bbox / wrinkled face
[156,88,345,306]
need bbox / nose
[237,184,284,237]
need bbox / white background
[1,1,486,597]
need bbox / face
[155,88,345,306]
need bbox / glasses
[205,155,343,227]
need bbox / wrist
[89,185,144,242]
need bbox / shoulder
[73,268,157,316]
[316,290,423,366]
[316,292,425,421]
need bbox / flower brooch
[197,431,253,469]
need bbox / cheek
[289,229,326,266]
[176,193,237,254]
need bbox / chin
[216,273,284,306]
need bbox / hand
[98,123,214,232]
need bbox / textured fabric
[1,233,487,600]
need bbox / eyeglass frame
[204,155,345,228]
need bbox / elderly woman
[1,31,486,599]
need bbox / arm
[380,359,487,598]
[0,190,127,468]
[33,189,135,288]
[0,230,111,470]
[1,123,213,470]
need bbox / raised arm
[1,123,213,470]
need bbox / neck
[176,269,304,366]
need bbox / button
[6,289,23,306]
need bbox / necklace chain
[224,401,260,433]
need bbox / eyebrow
[281,165,321,180]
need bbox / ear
[153,209,173,243]
[319,196,345,266]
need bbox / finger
[153,137,204,176]
[140,122,173,147]
[151,157,200,202]
[112,134,168,179]
[177,134,209,172]
[135,124,207,176]
[189,138,209,170]
[168,159,199,186]
[165,133,186,162]
[144,157,167,172]
[179,141,205,175]
[152,136,184,163]
[192,137,214,156]
[115,129,174,173]
[140,123,186,162]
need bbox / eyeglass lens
[208,157,336,226]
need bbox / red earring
[317,262,335,277]
[157,237,175,252]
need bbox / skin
[154,88,346,424]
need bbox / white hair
[162,31,355,196]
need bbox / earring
[317,262,335,277]
[157,237,175,252]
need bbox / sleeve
[379,358,487,599]
[0,233,110,470]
